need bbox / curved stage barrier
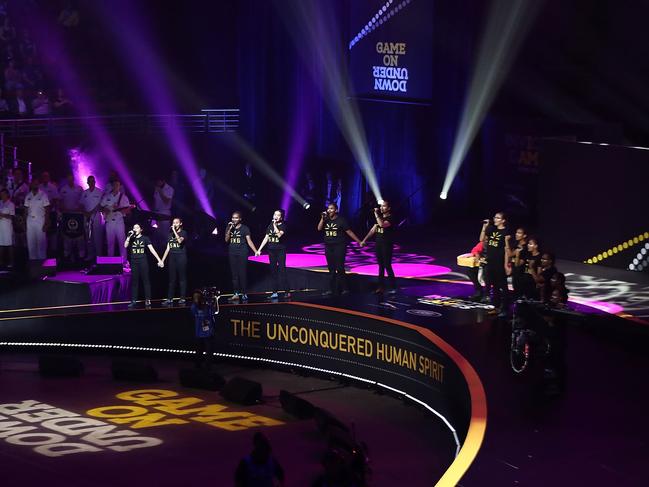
[0,302,487,486]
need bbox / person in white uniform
[39,171,60,256]
[58,173,82,212]
[23,179,50,260]
[80,175,104,260]
[0,188,15,267]
[100,179,130,263]
[153,177,174,247]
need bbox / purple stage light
[91,0,214,218]
[282,80,312,217]
[350,263,452,278]
[24,10,148,209]
[567,296,624,314]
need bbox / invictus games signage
[230,316,445,384]
[0,400,161,457]
[373,42,409,93]
[0,389,283,458]
[218,303,473,442]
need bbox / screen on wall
[348,0,433,102]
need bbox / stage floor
[0,354,454,487]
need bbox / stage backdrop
[537,139,649,271]
[348,0,433,102]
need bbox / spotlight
[439,192,447,200]
[377,199,384,205]
[151,221,158,229]
[440,0,540,199]
[211,227,219,236]
[303,202,311,210]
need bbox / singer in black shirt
[479,212,510,316]
[225,211,258,301]
[160,217,188,306]
[256,209,289,299]
[317,203,363,295]
[124,223,163,308]
[361,200,396,293]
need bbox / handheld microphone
[127,230,134,236]
[482,219,490,224]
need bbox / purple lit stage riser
[249,242,452,277]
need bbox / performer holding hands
[361,200,396,294]
[160,217,188,306]
[256,209,289,300]
[125,223,163,308]
[225,211,258,302]
[318,202,363,296]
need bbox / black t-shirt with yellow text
[129,235,151,260]
[266,222,286,250]
[375,214,395,244]
[323,216,350,245]
[229,224,251,255]
[168,229,188,254]
[485,225,509,265]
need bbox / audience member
[32,90,51,116]
[9,87,30,117]
[53,87,73,115]
[234,432,285,487]
[0,187,14,268]
[4,59,23,92]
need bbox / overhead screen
[348,0,433,103]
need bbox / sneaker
[161,299,173,306]
[269,292,279,300]
[178,298,186,305]
[228,293,240,302]
[127,301,136,308]
[145,300,152,308]
[240,294,249,301]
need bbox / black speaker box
[220,377,262,405]
[279,390,316,419]
[314,407,350,434]
[179,368,226,391]
[39,355,84,377]
[87,257,123,275]
[111,360,158,382]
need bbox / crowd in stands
[0,0,79,118]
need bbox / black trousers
[375,239,395,288]
[229,252,247,293]
[325,243,347,293]
[268,247,289,292]
[131,258,151,301]
[467,267,483,294]
[484,263,508,310]
[168,252,188,299]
